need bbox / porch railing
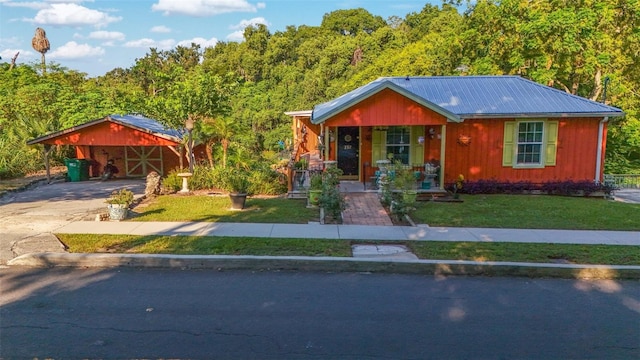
[604,174,640,189]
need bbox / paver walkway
[342,192,393,226]
[339,181,393,226]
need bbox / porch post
[324,126,330,161]
[440,124,446,189]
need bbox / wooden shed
[27,114,193,178]
[288,76,624,189]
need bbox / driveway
[0,179,145,265]
[613,188,640,204]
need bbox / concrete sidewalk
[8,221,640,278]
[56,221,640,246]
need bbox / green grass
[412,194,640,230]
[132,193,640,230]
[56,234,640,265]
[131,195,319,223]
[57,234,351,257]
[408,241,640,265]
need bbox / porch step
[287,191,308,199]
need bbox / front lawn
[56,234,640,265]
[411,194,640,230]
[131,195,318,223]
[57,234,351,257]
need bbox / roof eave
[459,111,625,120]
[285,110,312,117]
[27,117,109,145]
[311,81,461,124]
[27,115,183,145]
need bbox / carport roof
[27,114,183,145]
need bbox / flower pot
[229,193,247,210]
[108,203,128,220]
[308,189,322,206]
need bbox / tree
[321,8,386,35]
[31,28,50,74]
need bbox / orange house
[288,76,624,189]
[27,114,197,178]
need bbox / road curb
[8,253,640,279]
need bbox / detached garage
[27,114,191,178]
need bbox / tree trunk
[205,142,214,167]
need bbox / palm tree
[31,28,50,74]
[200,116,236,168]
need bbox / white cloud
[0,48,35,62]
[46,0,92,3]
[152,0,261,16]
[48,41,105,59]
[88,31,125,41]
[32,3,121,28]
[226,31,244,42]
[177,37,218,48]
[229,17,268,30]
[124,38,176,50]
[150,25,171,33]
[226,17,268,42]
[2,1,50,9]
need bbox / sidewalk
[55,221,640,246]
[9,221,640,278]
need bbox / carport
[27,114,191,180]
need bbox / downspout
[595,117,609,183]
[440,124,446,189]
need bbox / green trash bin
[64,158,90,182]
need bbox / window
[516,122,543,165]
[503,120,558,168]
[386,126,410,164]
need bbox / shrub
[451,178,615,196]
[161,170,183,193]
[105,188,134,205]
[247,164,288,195]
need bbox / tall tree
[31,28,50,74]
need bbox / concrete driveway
[613,188,640,204]
[0,179,145,265]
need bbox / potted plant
[219,168,251,210]
[308,172,323,206]
[105,188,134,220]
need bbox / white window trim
[513,120,545,169]
[385,126,412,165]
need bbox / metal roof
[311,76,624,124]
[27,114,183,145]
[109,114,183,141]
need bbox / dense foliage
[1,1,639,179]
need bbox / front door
[337,127,359,178]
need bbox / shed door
[337,127,359,178]
[125,146,163,177]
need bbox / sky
[0,0,432,77]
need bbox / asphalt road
[1,268,638,359]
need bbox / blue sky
[0,0,432,77]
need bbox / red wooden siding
[443,118,604,184]
[324,89,448,127]
[43,122,179,146]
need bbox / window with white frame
[516,121,544,165]
[386,126,410,164]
